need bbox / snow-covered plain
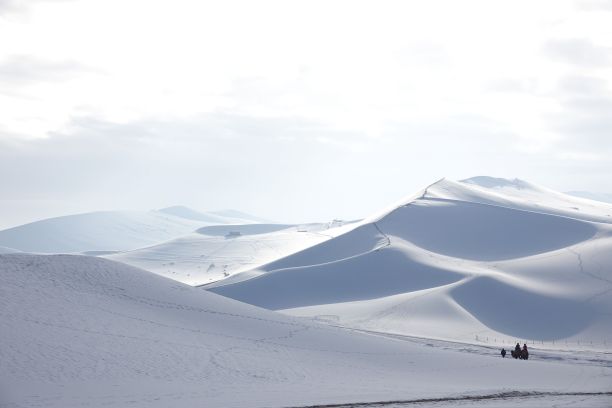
[209,177,612,348]
[1,253,611,408]
[0,206,263,254]
[107,220,354,285]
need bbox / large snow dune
[2,253,610,407]
[209,177,612,347]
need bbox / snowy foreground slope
[107,221,354,285]
[209,177,612,347]
[0,207,262,254]
[1,254,611,408]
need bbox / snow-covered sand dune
[0,207,263,254]
[107,221,355,285]
[444,177,612,224]
[209,177,612,347]
[1,253,610,408]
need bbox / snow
[1,253,611,408]
[451,177,612,224]
[209,178,612,348]
[0,207,265,254]
[107,221,356,286]
[378,198,596,261]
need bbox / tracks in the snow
[282,391,612,408]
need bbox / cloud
[483,78,539,94]
[0,55,88,85]
[556,74,609,96]
[395,43,450,67]
[552,103,612,145]
[545,75,612,155]
[0,0,24,13]
[0,0,71,15]
[556,151,603,161]
[574,0,612,11]
[0,111,377,222]
[2,0,612,225]
[2,106,612,229]
[542,38,612,67]
[0,109,541,227]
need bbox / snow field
[2,253,611,407]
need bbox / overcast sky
[1,0,611,228]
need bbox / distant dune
[0,206,265,254]
[107,220,354,285]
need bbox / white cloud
[0,55,88,84]
[542,38,612,67]
[557,151,603,161]
[575,0,612,11]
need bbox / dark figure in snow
[511,343,521,359]
[521,344,529,360]
[501,348,506,358]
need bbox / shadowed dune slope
[208,178,612,345]
[378,199,596,261]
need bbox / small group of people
[500,343,529,360]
